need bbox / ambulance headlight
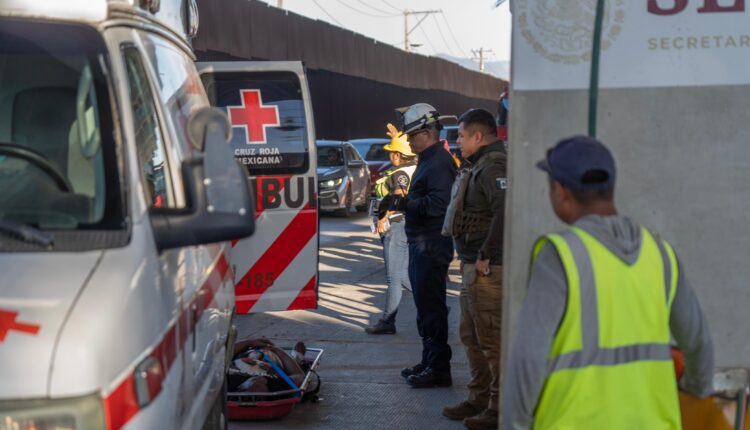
[0,393,105,430]
[320,177,344,188]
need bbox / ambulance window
[140,34,209,155]
[202,71,309,176]
[0,19,124,236]
[122,46,173,208]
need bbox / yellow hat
[384,123,415,156]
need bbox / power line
[472,47,495,72]
[334,0,400,18]
[354,0,400,16]
[403,9,442,52]
[313,0,344,26]
[418,25,438,54]
[440,12,467,57]
[431,14,457,56]
[379,0,402,13]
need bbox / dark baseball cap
[536,135,616,191]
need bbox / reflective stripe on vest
[532,227,682,430]
[374,164,416,198]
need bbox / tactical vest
[452,150,505,235]
[532,227,682,430]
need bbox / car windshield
[351,142,370,159]
[0,19,121,232]
[364,145,389,162]
[441,127,459,146]
[318,147,344,167]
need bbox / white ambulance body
[0,0,254,429]
[198,61,320,314]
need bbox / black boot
[406,367,452,388]
[365,318,396,335]
[400,363,426,379]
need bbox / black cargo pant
[408,235,454,373]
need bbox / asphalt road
[229,210,470,429]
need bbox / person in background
[366,124,418,335]
[442,109,507,430]
[381,103,457,388]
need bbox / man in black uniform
[381,103,457,388]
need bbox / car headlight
[0,393,105,430]
[320,177,344,188]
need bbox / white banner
[512,0,750,90]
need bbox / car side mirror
[149,108,255,251]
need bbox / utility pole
[472,47,494,72]
[403,9,442,52]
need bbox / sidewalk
[229,212,470,429]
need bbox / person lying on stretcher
[228,337,307,393]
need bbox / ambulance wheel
[335,187,353,218]
[203,379,228,430]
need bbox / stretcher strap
[258,350,301,396]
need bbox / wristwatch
[477,250,487,261]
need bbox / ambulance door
[197,61,318,314]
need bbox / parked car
[440,125,460,155]
[317,140,370,216]
[350,138,391,193]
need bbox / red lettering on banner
[649,0,688,14]
[698,0,744,12]
[648,0,745,14]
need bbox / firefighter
[366,124,418,335]
[442,109,507,430]
[502,136,714,429]
[381,103,457,388]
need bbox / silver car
[316,140,370,216]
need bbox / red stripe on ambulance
[104,252,231,430]
[235,204,317,314]
[287,275,317,310]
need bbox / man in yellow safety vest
[502,136,714,429]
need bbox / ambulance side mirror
[149,108,255,251]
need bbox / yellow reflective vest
[374,164,416,199]
[532,227,681,430]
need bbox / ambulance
[0,0,254,429]
[197,62,319,314]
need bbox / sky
[256,0,512,62]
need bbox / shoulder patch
[496,177,508,190]
[396,174,409,187]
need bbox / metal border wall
[193,0,506,101]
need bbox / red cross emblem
[0,309,40,342]
[227,90,280,144]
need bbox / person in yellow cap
[366,124,418,335]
